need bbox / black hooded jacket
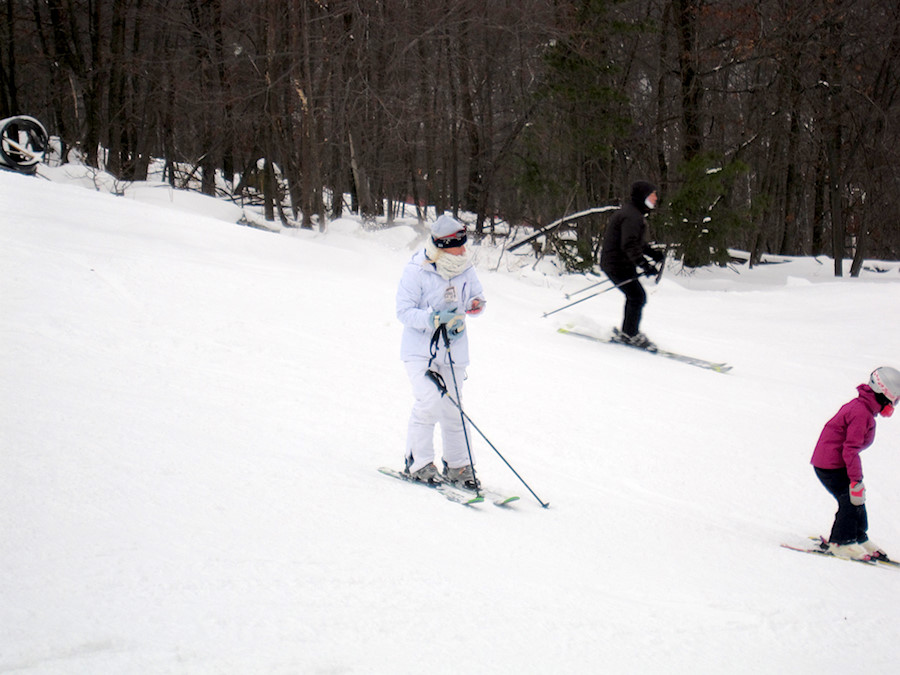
[600,181,656,274]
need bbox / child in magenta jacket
[811,367,900,561]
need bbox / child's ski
[780,536,896,569]
[378,467,484,505]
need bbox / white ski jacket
[396,249,485,367]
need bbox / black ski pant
[814,466,868,546]
[601,265,646,337]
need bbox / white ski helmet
[869,366,900,404]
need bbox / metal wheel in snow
[0,116,49,174]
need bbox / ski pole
[436,324,479,490]
[542,275,638,318]
[565,276,612,299]
[426,368,551,509]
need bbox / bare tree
[5,0,900,265]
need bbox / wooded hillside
[3,0,898,271]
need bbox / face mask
[644,196,656,210]
[881,403,895,418]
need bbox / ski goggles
[433,229,468,249]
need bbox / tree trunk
[826,123,845,277]
[1,0,19,117]
[348,129,374,217]
[674,0,702,162]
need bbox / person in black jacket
[599,180,664,351]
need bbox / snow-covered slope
[2,168,899,673]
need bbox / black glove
[646,248,665,263]
[640,261,659,278]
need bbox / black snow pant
[601,265,646,337]
[814,466,868,546]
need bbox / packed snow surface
[2,167,900,674]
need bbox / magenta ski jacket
[810,385,881,482]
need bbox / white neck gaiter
[424,240,472,280]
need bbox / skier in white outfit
[396,214,486,489]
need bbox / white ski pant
[404,360,472,474]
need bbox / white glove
[850,481,866,506]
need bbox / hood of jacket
[856,384,883,414]
[630,181,657,214]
